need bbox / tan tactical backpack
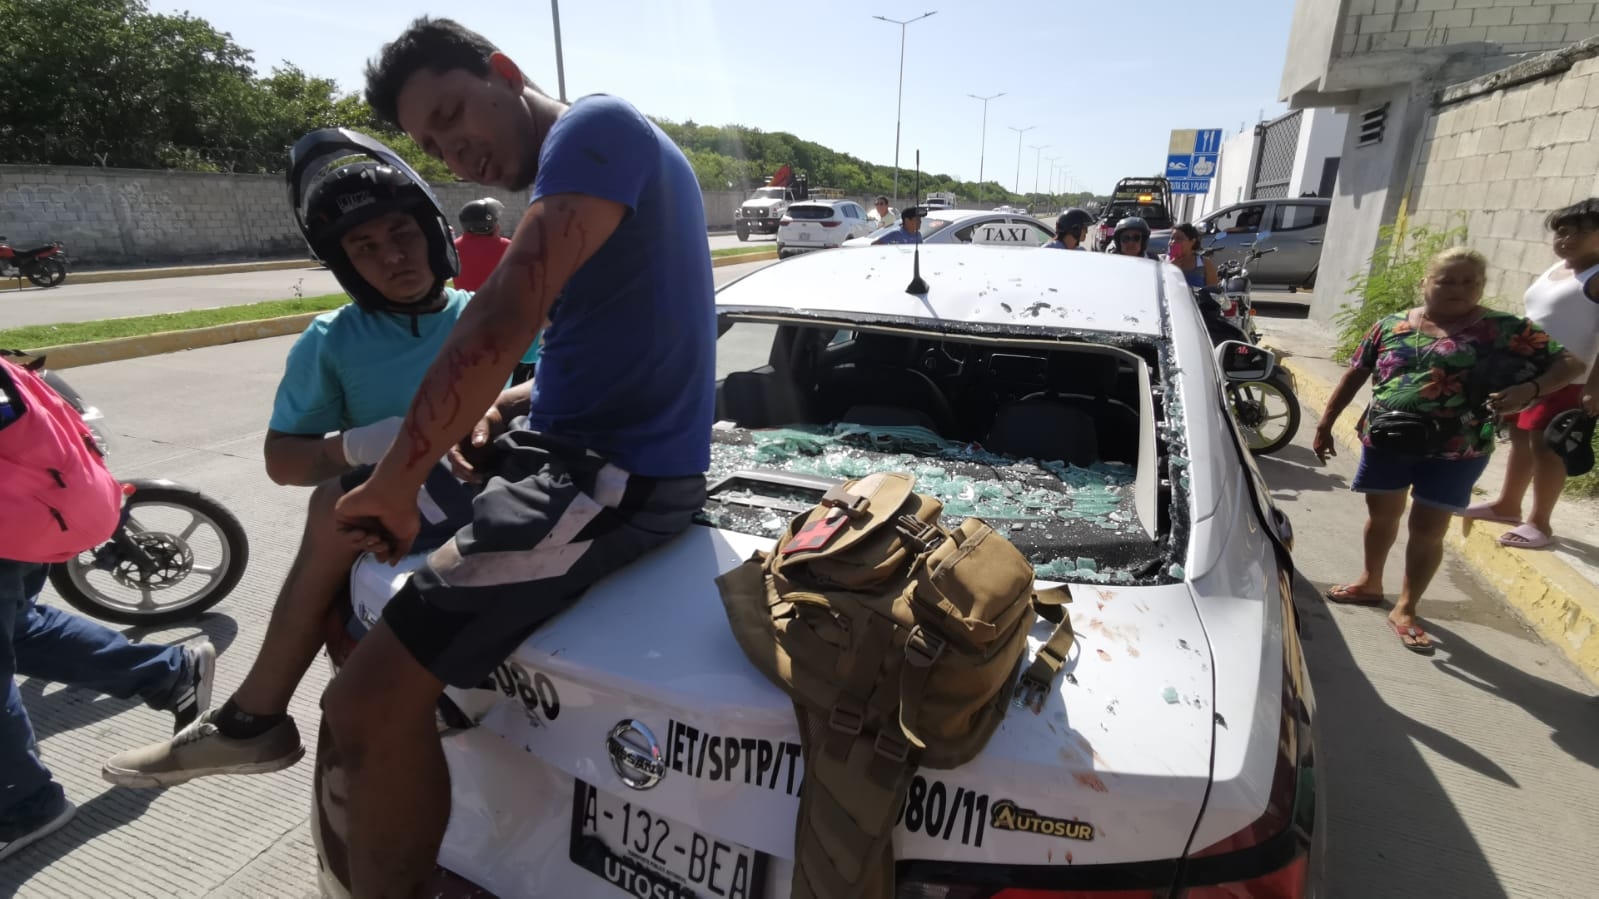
[716,471,1075,899]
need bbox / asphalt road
[4,314,1594,897]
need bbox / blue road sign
[1166,129,1224,193]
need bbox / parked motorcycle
[1210,244,1277,343]
[1192,282,1301,456]
[3,350,250,624]
[0,237,69,288]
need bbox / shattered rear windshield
[702,425,1173,585]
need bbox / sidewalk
[1259,313,1599,684]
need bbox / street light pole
[1029,143,1048,201]
[1045,155,1060,207]
[968,92,1004,206]
[874,11,937,206]
[1007,125,1034,197]
[550,0,568,102]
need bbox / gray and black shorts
[342,431,705,688]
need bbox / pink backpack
[0,356,123,563]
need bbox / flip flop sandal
[1460,501,1519,525]
[1498,523,1555,549]
[1324,584,1385,605]
[1545,409,1596,477]
[1389,619,1435,654]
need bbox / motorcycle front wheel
[1230,371,1301,456]
[25,257,67,288]
[49,482,250,626]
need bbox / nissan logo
[607,719,666,790]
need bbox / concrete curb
[31,313,322,369]
[1273,349,1599,684]
[1,258,317,292]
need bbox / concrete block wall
[1406,46,1599,306]
[1339,0,1599,58]
[0,165,523,268]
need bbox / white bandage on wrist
[340,417,405,466]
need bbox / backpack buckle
[829,701,865,736]
[820,486,869,519]
[895,515,944,552]
[904,626,945,667]
[873,728,912,763]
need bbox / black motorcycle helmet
[1056,208,1093,241]
[288,128,458,314]
[1110,216,1152,254]
[459,198,505,235]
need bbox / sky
[151,0,1298,193]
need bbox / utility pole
[550,0,568,102]
[1007,125,1034,197]
[873,11,938,206]
[968,92,1004,206]
[1030,143,1049,201]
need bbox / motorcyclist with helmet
[1107,215,1157,259]
[101,130,489,792]
[1045,208,1093,250]
[453,198,509,292]
[454,198,542,384]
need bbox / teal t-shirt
[268,289,471,434]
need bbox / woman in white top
[1465,199,1599,548]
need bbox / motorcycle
[3,350,250,624]
[0,237,69,288]
[1210,244,1277,344]
[1192,280,1302,457]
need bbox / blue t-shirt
[1044,240,1084,251]
[875,228,923,245]
[525,95,715,478]
[269,289,471,434]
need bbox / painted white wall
[1288,108,1347,198]
[1196,129,1258,219]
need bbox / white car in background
[844,208,1056,248]
[775,200,876,257]
[312,245,1325,899]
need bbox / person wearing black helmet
[452,197,509,292]
[1046,208,1092,250]
[101,129,489,799]
[1108,215,1156,259]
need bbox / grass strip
[0,294,348,349]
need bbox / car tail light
[1181,855,1308,899]
[898,886,1158,899]
[779,217,792,225]
[821,221,842,228]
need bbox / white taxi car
[314,246,1325,899]
[844,208,1056,248]
[774,200,877,257]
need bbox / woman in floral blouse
[1311,248,1584,653]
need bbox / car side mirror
[1214,340,1276,382]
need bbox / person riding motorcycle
[454,198,543,384]
[1045,208,1093,250]
[1107,216,1157,259]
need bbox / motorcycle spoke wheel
[53,499,235,622]
[1232,375,1301,455]
[26,258,66,288]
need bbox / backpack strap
[1018,586,1075,712]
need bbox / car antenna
[906,149,929,295]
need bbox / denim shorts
[1351,445,1491,512]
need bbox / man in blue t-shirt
[874,206,926,245]
[275,19,713,894]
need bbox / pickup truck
[1094,177,1176,256]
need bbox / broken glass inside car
[705,316,1186,585]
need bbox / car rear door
[1253,201,1327,284]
